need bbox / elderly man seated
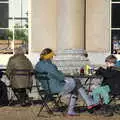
[6,47,33,106]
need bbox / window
[112,0,120,2]
[0,0,29,54]
[111,0,120,54]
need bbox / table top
[65,74,102,78]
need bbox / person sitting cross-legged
[35,48,98,116]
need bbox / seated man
[6,47,33,106]
[35,48,98,116]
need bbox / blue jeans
[78,87,97,106]
[60,78,97,106]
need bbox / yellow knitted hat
[41,51,55,60]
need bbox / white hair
[14,47,24,55]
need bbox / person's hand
[28,87,32,93]
[95,67,104,75]
[102,65,107,69]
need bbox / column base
[53,49,90,75]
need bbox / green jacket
[6,54,33,89]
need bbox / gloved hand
[95,67,104,75]
[27,87,32,93]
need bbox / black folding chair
[8,69,34,106]
[35,71,63,116]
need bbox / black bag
[0,80,9,106]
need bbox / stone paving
[0,105,120,120]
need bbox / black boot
[103,104,113,117]
[113,104,120,115]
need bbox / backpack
[0,80,9,106]
[0,70,9,106]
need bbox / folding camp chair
[35,71,63,116]
[8,69,34,106]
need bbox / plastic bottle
[90,65,94,75]
[80,67,84,75]
[85,64,91,75]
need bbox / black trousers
[12,88,29,104]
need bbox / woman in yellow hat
[35,48,98,116]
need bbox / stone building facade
[31,0,111,66]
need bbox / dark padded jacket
[96,66,120,95]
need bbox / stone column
[86,0,110,52]
[53,0,87,75]
[31,0,57,52]
[57,0,85,50]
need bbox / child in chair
[93,54,120,116]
